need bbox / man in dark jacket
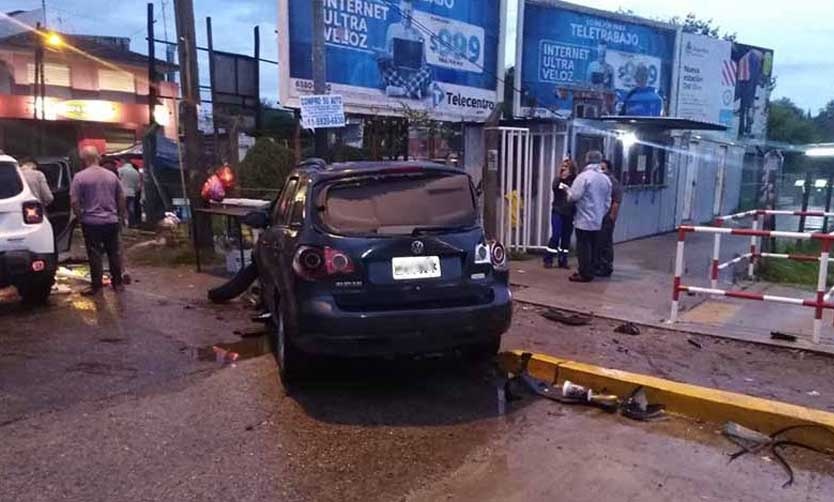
[544,159,576,269]
[596,159,623,277]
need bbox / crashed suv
[247,160,512,383]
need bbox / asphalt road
[1,266,833,501]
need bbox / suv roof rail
[297,158,327,170]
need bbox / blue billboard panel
[517,1,677,118]
[279,0,503,122]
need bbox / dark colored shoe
[595,270,613,278]
[568,273,593,283]
[112,283,126,293]
[81,287,102,296]
[543,262,554,269]
[558,262,570,269]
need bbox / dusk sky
[9,0,834,112]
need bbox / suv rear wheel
[272,301,306,389]
[17,274,55,306]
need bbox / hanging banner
[278,0,504,122]
[515,0,676,119]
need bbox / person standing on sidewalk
[595,159,623,278]
[70,146,126,296]
[559,150,611,282]
[118,158,142,228]
[543,158,576,269]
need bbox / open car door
[37,157,76,253]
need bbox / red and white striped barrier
[671,216,834,344]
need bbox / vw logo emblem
[411,241,424,255]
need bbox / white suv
[0,154,61,304]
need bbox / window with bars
[26,63,70,87]
[98,69,136,93]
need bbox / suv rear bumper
[0,250,56,287]
[292,285,512,357]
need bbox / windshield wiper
[411,224,475,236]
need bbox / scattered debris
[687,339,703,349]
[620,386,666,421]
[771,331,798,342]
[807,391,821,397]
[212,346,240,365]
[541,308,593,326]
[724,423,834,488]
[614,322,640,336]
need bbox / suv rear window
[0,162,24,199]
[319,173,476,235]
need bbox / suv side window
[288,179,308,227]
[272,177,298,225]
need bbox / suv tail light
[293,246,355,280]
[490,241,508,270]
[22,201,44,225]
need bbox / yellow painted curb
[498,351,834,452]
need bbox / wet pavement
[2,265,833,501]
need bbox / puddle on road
[188,333,272,364]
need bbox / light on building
[806,147,834,158]
[45,32,63,48]
[618,132,638,150]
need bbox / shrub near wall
[238,138,295,200]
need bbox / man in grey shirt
[70,146,126,295]
[118,159,142,228]
[559,150,612,282]
[20,159,54,207]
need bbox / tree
[237,138,296,199]
[814,100,834,142]
[767,98,820,145]
[669,13,737,41]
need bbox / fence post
[749,213,759,279]
[711,219,723,289]
[671,228,687,323]
[814,239,831,344]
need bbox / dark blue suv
[248,160,512,383]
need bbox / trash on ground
[771,331,798,342]
[614,322,640,336]
[620,386,666,421]
[807,390,821,397]
[541,308,593,326]
[687,339,703,349]
[212,346,240,365]
[724,422,834,488]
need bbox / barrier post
[670,228,687,323]
[711,220,723,289]
[814,240,831,344]
[749,214,759,279]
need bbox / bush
[302,144,370,163]
[237,138,295,200]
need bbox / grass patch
[758,240,834,289]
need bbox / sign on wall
[278,0,504,122]
[300,94,346,129]
[675,33,734,127]
[515,1,676,119]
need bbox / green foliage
[759,240,834,289]
[238,138,295,199]
[670,13,737,42]
[768,98,822,145]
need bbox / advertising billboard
[515,0,677,119]
[278,0,504,122]
[731,43,774,142]
[675,32,734,127]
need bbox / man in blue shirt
[559,150,611,282]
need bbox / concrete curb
[498,350,834,452]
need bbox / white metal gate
[489,126,567,253]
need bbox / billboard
[515,1,677,119]
[731,43,774,142]
[278,0,504,122]
[675,33,734,127]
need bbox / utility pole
[143,2,164,227]
[312,0,327,158]
[799,169,813,233]
[254,25,262,133]
[174,0,210,246]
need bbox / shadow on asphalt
[284,352,530,428]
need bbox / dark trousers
[544,211,573,266]
[595,215,616,276]
[126,196,138,227]
[575,228,599,280]
[81,223,123,289]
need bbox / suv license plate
[392,256,441,280]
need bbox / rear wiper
[411,225,475,236]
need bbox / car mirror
[242,211,269,229]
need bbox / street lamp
[45,32,63,48]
